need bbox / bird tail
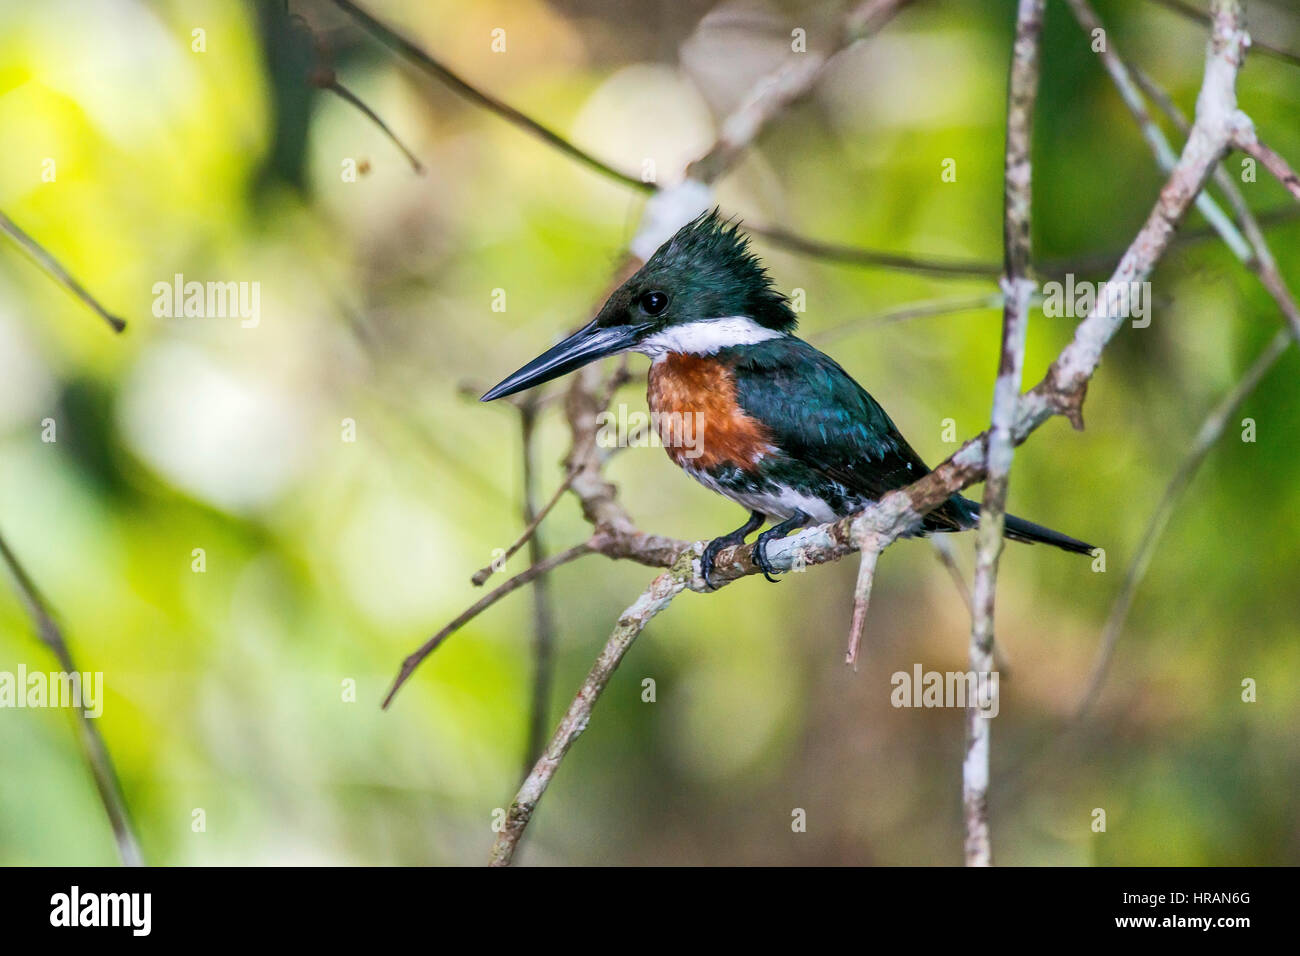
[948,495,1095,556]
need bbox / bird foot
[700,510,767,590]
[700,540,726,591]
[753,536,781,583]
[751,510,811,583]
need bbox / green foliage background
[0,0,1297,865]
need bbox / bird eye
[639,291,669,316]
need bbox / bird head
[481,209,796,402]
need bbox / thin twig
[931,537,973,612]
[382,542,593,709]
[685,0,917,182]
[1075,327,1291,718]
[845,543,882,670]
[1233,131,1300,201]
[321,77,424,173]
[330,0,1006,281]
[471,470,576,586]
[1018,0,1253,433]
[1039,203,1300,279]
[746,222,1002,279]
[1119,34,1300,341]
[489,559,692,866]
[1066,0,1251,261]
[996,6,1300,796]
[519,398,559,780]
[328,0,649,190]
[993,325,1293,801]
[0,530,143,865]
[964,0,1046,869]
[812,293,1006,344]
[0,210,126,333]
[1145,0,1300,68]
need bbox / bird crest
[641,209,797,332]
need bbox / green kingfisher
[482,210,1093,588]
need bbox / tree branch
[518,397,559,780]
[0,529,143,865]
[0,209,126,333]
[328,0,650,190]
[1074,326,1291,719]
[1233,128,1300,201]
[685,0,917,182]
[745,221,1002,278]
[352,0,1262,865]
[320,77,424,174]
[470,469,576,586]
[1068,0,1300,343]
[845,541,882,669]
[381,542,594,709]
[962,0,1046,869]
[1066,0,1251,261]
[489,558,692,866]
[812,293,1007,345]
[996,323,1293,803]
[1146,0,1300,68]
[1125,53,1300,342]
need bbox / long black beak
[480,320,644,402]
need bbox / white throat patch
[635,316,785,359]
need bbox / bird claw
[754,538,781,583]
[700,546,722,591]
[700,512,771,589]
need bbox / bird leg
[753,510,811,583]
[701,510,766,590]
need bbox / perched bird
[482,211,1093,587]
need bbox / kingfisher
[482,210,1093,588]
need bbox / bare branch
[518,398,559,779]
[931,537,973,612]
[746,221,1001,279]
[320,76,424,174]
[382,542,594,709]
[1146,0,1300,68]
[0,529,143,865]
[363,0,1257,865]
[329,0,1004,281]
[1077,327,1290,718]
[964,0,1046,869]
[0,209,126,333]
[994,324,1291,806]
[328,0,649,190]
[489,560,692,865]
[1233,130,1300,201]
[470,469,576,586]
[812,293,1006,345]
[686,0,917,182]
[1018,0,1252,433]
[845,543,882,669]
[1039,203,1300,279]
[1070,0,1300,341]
[1066,0,1251,261]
